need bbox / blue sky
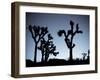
[26,12,89,62]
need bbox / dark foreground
[26,58,89,67]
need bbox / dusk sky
[26,12,89,62]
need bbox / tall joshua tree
[38,34,59,62]
[29,25,48,63]
[58,20,83,62]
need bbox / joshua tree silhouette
[58,20,83,62]
[38,34,59,62]
[87,49,90,62]
[28,25,48,63]
[82,53,87,60]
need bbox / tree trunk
[69,47,73,62]
[83,56,85,60]
[69,35,73,63]
[34,43,37,63]
[41,51,44,62]
[44,53,49,62]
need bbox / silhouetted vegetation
[58,20,83,62]
[87,50,90,62]
[29,25,48,63]
[26,20,90,67]
[38,34,59,62]
[26,58,89,67]
[82,53,87,60]
[82,49,90,63]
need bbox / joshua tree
[38,34,59,62]
[29,25,48,63]
[82,53,87,60]
[58,20,83,62]
[87,49,90,61]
